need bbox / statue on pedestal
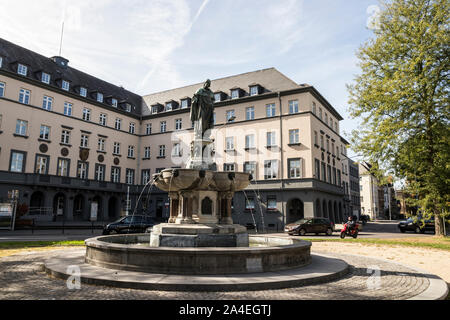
[190,79,215,140]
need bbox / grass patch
[0,241,85,250]
[302,237,450,251]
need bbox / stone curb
[44,251,349,292]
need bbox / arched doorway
[92,195,103,222]
[323,200,328,219]
[73,194,84,221]
[53,193,66,220]
[108,197,119,221]
[328,201,333,223]
[30,191,45,215]
[287,198,304,223]
[315,199,321,217]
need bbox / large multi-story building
[0,38,352,229]
[346,158,361,218]
[359,162,380,220]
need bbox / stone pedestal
[150,223,249,247]
[186,139,216,171]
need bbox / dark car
[398,217,435,234]
[285,218,335,236]
[103,215,157,235]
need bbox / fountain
[45,79,349,290]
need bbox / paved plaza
[0,248,446,300]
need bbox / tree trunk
[434,213,445,236]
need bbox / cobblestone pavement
[0,249,430,300]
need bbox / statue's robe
[190,87,214,139]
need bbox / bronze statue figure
[190,79,215,139]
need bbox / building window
[126,169,135,185]
[152,106,159,114]
[81,134,89,148]
[337,170,341,187]
[214,93,221,102]
[82,108,91,121]
[97,93,103,103]
[128,146,135,158]
[319,108,323,120]
[245,134,255,149]
[245,197,255,210]
[226,110,235,122]
[144,147,151,159]
[266,103,276,117]
[244,162,256,177]
[35,155,49,175]
[99,113,107,126]
[267,196,277,211]
[172,143,181,157]
[231,89,239,99]
[61,102,72,116]
[95,164,106,181]
[111,98,118,108]
[226,137,234,151]
[98,138,105,152]
[314,131,318,146]
[10,151,26,173]
[80,87,87,97]
[327,165,332,183]
[142,170,151,185]
[320,135,324,149]
[266,132,276,147]
[326,139,330,153]
[159,145,166,158]
[57,158,70,177]
[115,118,122,130]
[41,72,51,84]
[332,167,337,185]
[19,89,30,104]
[42,95,53,111]
[321,162,326,181]
[39,125,50,140]
[111,167,121,183]
[17,64,27,76]
[246,107,255,120]
[62,80,70,91]
[146,123,152,135]
[213,113,216,125]
[224,163,235,172]
[264,160,278,179]
[315,159,321,179]
[312,102,317,114]
[289,129,299,144]
[250,86,259,96]
[289,100,299,114]
[113,142,121,155]
[77,161,89,179]
[325,113,328,126]
[129,122,135,134]
[165,102,172,111]
[160,121,167,133]
[125,104,131,112]
[61,130,71,144]
[181,99,189,108]
[0,57,3,68]
[288,158,302,178]
[175,119,182,130]
[0,82,4,97]
[15,119,28,136]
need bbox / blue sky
[0,0,380,157]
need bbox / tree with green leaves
[348,0,449,236]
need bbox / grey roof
[0,38,142,116]
[142,68,302,116]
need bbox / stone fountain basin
[84,234,311,275]
[153,169,251,192]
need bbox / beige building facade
[0,38,352,229]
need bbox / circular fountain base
[150,223,249,248]
[84,234,312,275]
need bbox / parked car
[103,215,157,235]
[285,218,335,236]
[398,217,435,234]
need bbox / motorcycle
[340,222,359,239]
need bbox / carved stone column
[219,192,234,225]
[176,191,196,224]
[168,192,179,224]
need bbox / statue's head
[204,79,211,89]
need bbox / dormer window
[152,105,160,114]
[250,86,258,96]
[97,92,103,103]
[111,98,118,108]
[231,89,240,99]
[62,80,70,91]
[80,87,87,97]
[181,98,190,109]
[0,57,3,68]
[17,64,27,76]
[165,102,172,111]
[125,104,131,112]
[41,72,51,84]
[214,93,222,102]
